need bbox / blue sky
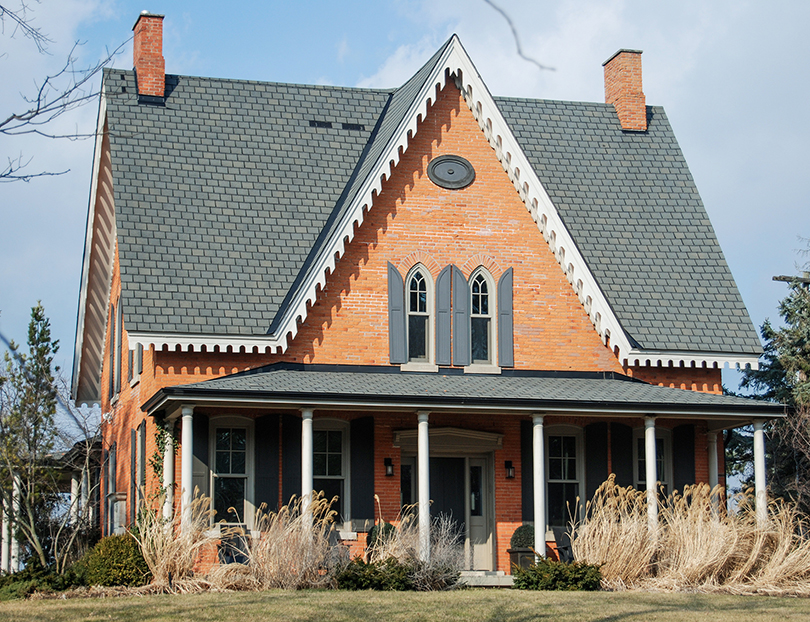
[1,0,808,392]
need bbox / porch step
[458,570,514,587]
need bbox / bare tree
[0,1,126,182]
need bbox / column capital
[532,414,544,425]
[301,407,314,420]
[181,405,194,417]
[645,415,656,426]
[417,411,430,423]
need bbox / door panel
[429,457,466,534]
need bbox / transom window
[470,271,493,364]
[213,428,247,523]
[408,269,429,362]
[547,434,580,529]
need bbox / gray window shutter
[610,423,634,487]
[520,419,533,522]
[255,415,280,511]
[192,414,209,498]
[672,424,695,493]
[114,302,122,394]
[585,422,608,501]
[130,429,137,524]
[281,414,302,504]
[108,303,115,400]
[387,262,406,364]
[498,268,514,367]
[435,265,452,366]
[350,417,375,524]
[452,265,470,366]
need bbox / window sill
[464,364,501,375]
[129,376,140,389]
[400,362,439,373]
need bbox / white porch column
[753,419,768,525]
[70,471,81,525]
[180,406,194,531]
[417,411,430,562]
[301,408,314,520]
[707,430,720,516]
[81,468,91,526]
[163,422,175,521]
[645,416,658,533]
[1,498,9,573]
[532,414,545,559]
[10,476,20,572]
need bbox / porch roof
[143,364,784,428]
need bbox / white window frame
[468,267,498,369]
[633,427,672,494]
[544,425,585,532]
[313,418,351,528]
[403,264,435,369]
[209,415,255,529]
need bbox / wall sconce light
[505,460,515,479]
[384,458,394,477]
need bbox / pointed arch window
[407,267,431,362]
[470,269,494,364]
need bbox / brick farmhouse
[70,13,783,573]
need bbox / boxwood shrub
[512,557,601,591]
[509,524,535,549]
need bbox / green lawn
[1,589,809,622]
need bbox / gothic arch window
[469,268,495,365]
[406,265,433,362]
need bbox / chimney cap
[133,12,164,31]
[602,49,643,67]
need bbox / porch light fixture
[505,460,515,479]
[384,458,394,477]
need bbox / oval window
[427,155,475,189]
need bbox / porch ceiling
[143,364,784,424]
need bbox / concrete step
[458,570,514,587]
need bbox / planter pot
[507,548,535,571]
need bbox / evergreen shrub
[512,557,601,591]
[82,534,151,587]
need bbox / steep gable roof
[75,35,761,400]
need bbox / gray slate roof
[103,40,761,355]
[147,365,782,416]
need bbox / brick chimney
[132,12,165,98]
[603,49,646,131]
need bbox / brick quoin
[97,76,727,570]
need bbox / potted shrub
[507,524,536,570]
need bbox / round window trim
[427,155,475,190]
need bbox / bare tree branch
[0,2,129,182]
[482,0,555,72]
[0,1,52,54]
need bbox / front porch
[138,364,783,572]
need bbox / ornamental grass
[572,475,810,595]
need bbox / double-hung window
[313,421,349,520]
[546,427,583,529]
[213,427,248,523]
